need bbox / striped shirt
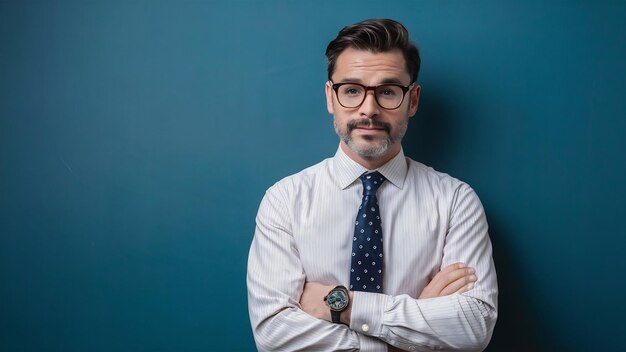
[247,146,498,351]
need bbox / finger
[454,282,475,295]
[425,263,467,293]
[440,273,477,296]
[444,266,475,284]
[428,264,473,293]
[439,262,467,275]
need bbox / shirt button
[361,324,369,332]
[408,346,416,351]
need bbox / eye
[378,86,398,96]
[341,85,363,96]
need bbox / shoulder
[404,158,486,223]
[404,157,480,203]
[406,157,464,188]
[265,157,333,198]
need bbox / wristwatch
[323,285,349,324]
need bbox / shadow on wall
[486,219,555,352]
[403,87,554,352]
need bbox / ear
[408,84,421,117]
[325,81,335,114]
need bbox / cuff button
[361,323,369,332]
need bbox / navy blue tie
[350,171,386,292]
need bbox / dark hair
[325,19,421,83]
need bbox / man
[247,19,497,351]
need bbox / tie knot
[360,171,386,196]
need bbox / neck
[340,142,400,170]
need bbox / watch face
[325,289,348,311]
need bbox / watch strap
[331,309,342,324]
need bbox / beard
[334,117,407,159]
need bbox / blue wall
[1,1,625,351]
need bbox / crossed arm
[300,263,478,351]
[300,262,478,324]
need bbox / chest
[291,185,450,295]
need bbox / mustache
[347,119,391,133]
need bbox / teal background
[1,1,625,351]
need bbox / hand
[299,282,336,321]
[418,263,477,299]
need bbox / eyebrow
[335,77,408,85]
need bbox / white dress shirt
[247,146,498,351]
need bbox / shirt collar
[332,145,408,190]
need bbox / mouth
[355,126,385,131]
[354,126,386,136]
[347,119,390,134]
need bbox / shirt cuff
[357,333,388,352]
[350,291,388,338]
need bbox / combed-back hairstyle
[325,19,421,83]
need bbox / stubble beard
[334,118,407,160]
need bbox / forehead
[332,47,410,84]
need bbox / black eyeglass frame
[331,81,415,110]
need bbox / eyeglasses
[331,81,414,110]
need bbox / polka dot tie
[350,171,385,293]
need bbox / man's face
[326,47,420,165]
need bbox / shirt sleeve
[349,184,498,351]
[247,183,388,352]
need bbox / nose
[358,90,381,118]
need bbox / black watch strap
[331,309,342,324]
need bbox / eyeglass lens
[336,84,406,109]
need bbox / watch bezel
[324,285,349,312]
